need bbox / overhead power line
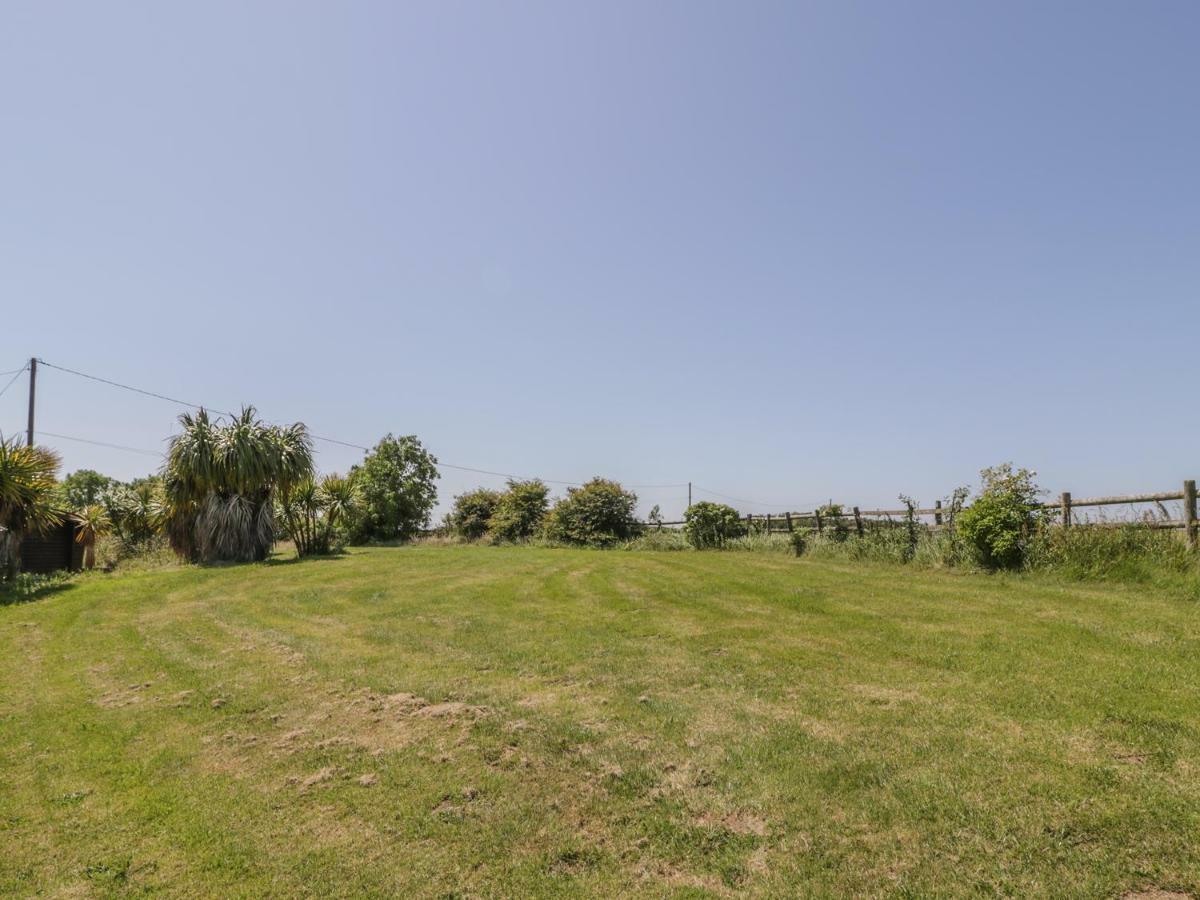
[33,358,689,490]
[0,364,27,400]
[37,360,228,415]
[692,485,821,511]
[37,430,165,458]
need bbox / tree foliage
[957,463,1044,569]
[683,501,743,549]
[163,407,313,563]
[59,469,114,510]
[488,480,549,542]
[346,435,439,543]
[448,487,501,540]
[543,478,640,546]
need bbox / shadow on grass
[264,552,352,567]
[0,574,78,607]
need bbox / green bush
[789,528,810,556]
[449,488,501,540]
[683,501,743,549]
[957,464,1045,569]
[542,478,640,546]
[346,435,439,543]
[816,503,850,542]
[488,480,550,542]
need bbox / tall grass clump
[1026,524,1198,584]
[723,532,793,553]
[622,529,691,551]
[799,526,946,565]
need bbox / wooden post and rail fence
[649,480,1200,549]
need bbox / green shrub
[488,480,550,542]
[957,464,1045,569]
[816,503,850,542]
[683,501,743,549]
[346,435,439,543]
[449,488,501,540]
[542,478,640,546]
[790,528,810,556]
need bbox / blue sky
[2,0,1198,518]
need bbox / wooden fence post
[1185,480,1197,549]
[785,512,794,533]
[853,506,863,537]
[766,514,772,534]
[1061,492,1072,529]
[746,513,753,536]
[934,500,942,527]
[814,509,823,534]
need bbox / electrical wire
[0,364,28,400]
[692,485,820,511]
[37,430,165,458]
[35,358,692,490]
[36,359,223,414]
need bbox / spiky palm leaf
[74,504,111,570]
[163,408,314,563]
[0,436,64,577]
[278,472,359,557]
[0,437,63,534]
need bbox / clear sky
[2,1,1198,519]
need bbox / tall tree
[347,435,439,543]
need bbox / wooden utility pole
[26,357,36,447]
[1184,480,1197,549]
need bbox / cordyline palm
[281,473,360,557]
[163,407,313,563]
[74,504,111,570]
[0,436,64,579]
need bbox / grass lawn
[1,546,1198,898]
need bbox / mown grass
[1,546,1198,898]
